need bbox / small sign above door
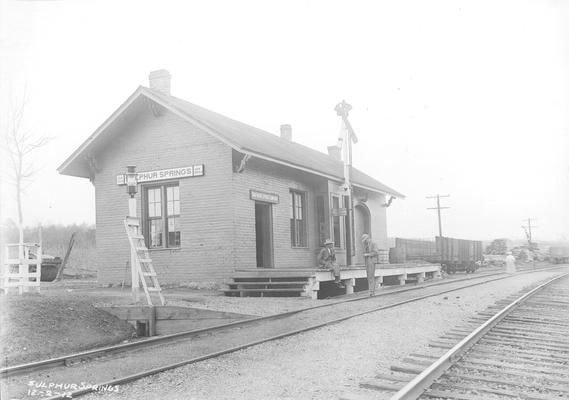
[331,208,348,216]
[250,190,279,204]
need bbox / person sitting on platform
[318,239,345,288]
[361,233,379,296]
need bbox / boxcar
[550,246,569,264]
[436,236,483,274]
[392,238,439,263]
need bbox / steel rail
[389,271,569,400]
[37,268,568,400]
[0,264,562,379]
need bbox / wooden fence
[1,243,42,294]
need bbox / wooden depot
[58,71,407,288]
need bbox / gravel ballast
[79,270,563,400]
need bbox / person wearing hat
[318,239,344,288]
[362,233,379,296]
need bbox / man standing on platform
[318,239,345,288]
[362,234,379,296]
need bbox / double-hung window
[144,184,181,248]
[290,190,307,247]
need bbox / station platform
[224,263,441,299]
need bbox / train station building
[58,70,407,288]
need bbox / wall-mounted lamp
[126,165,138,198]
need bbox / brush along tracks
[351,272,569,400]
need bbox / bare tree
[2,94,51,247]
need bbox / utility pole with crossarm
[427,194,450,237]
[522,218,537,250]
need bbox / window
[166,186,181,247]
[144,184,181,248]
[290,190,307,247]
[332,195,341,248]
[147,188,163,247]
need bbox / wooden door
[255,202,274,268]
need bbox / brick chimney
[148,69,171,95]
[327,145,342,161]
[280,124,292,141]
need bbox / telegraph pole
[522,218,537,249]
[427,194,450,237]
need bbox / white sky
[1,0,568,242]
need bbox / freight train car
[390,238,439,263]
[549,246,569,264]
[436,236,483,274]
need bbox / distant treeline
[3,221,97,276]
[4,222,95,248]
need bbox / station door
[255,202,274,268]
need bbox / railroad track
[0,266,525,377]
[0,264,550,378]
[1,265,565,400]
[354,272,569,400]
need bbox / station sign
[250,190,279,204]
[331,208,348,216]
[116,165,204,185]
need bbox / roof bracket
[145,98,164,117]
[85,154,100,183]
[382,196,395,207]
[233,153,252,173]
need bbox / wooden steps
[229,281,310,286]
[224,288,306,294]
[224,270,316,298]
[232,269,316,278]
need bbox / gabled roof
[58,86,404,198]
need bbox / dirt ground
[0,291,135,366]
[0,280,323,367]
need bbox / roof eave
[141,88,243,152]
[58,86,148,176]
[59,86,405,199]
[352,182,405,199]
[241,147,404,198]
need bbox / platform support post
[417,272,426,283]
[345,278,355,294]
[398,274,407,285]
[303,277,319,299]
[375,275,383,290]
[148,305,156,336]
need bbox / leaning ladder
[124,217,165,306]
